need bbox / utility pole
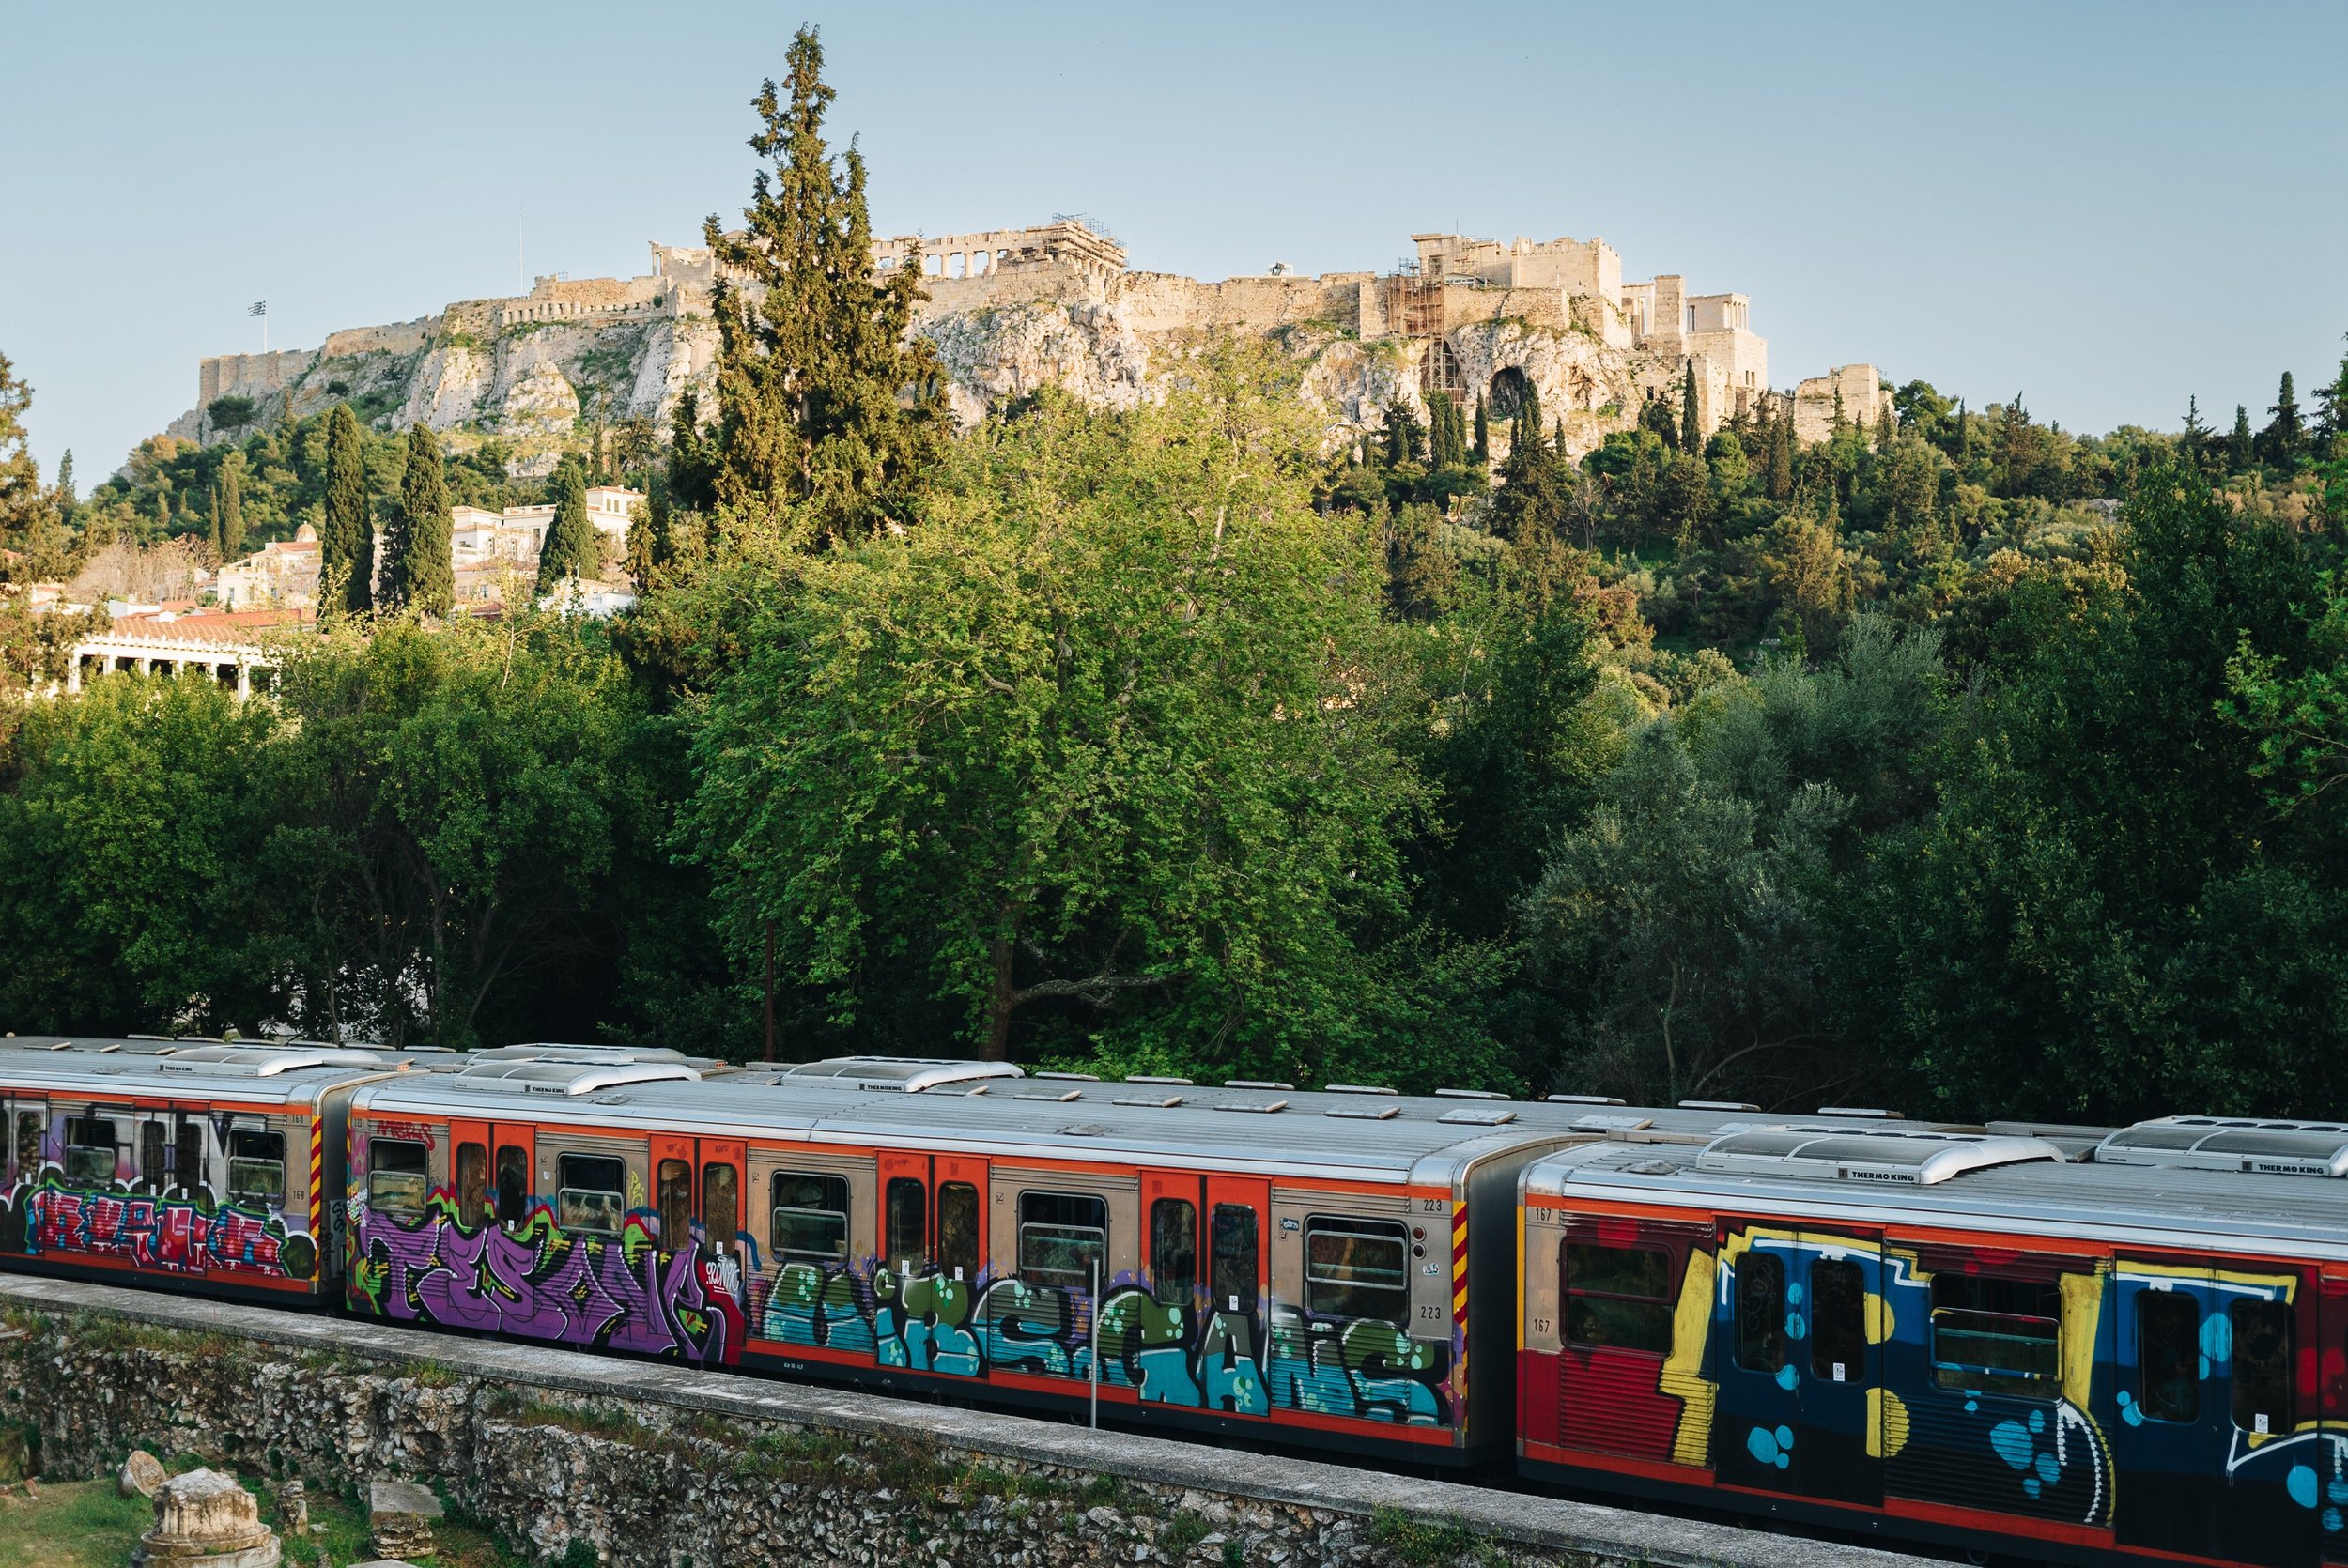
[763,919,777,1062]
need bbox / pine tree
[215,452,245,561]
[1678,362,1700,453]
[383,423,453,617]
[321,404,372,615]
[703,26,948,542]
[1831,386,1848,438]
[538,457,597,591]
[2314,341,2348,450]
[1874,403,1893,451]
[2257,371,2306,467]
[2230,405,2256,471]
[624,488,669,593]
[1514,378,1544,453]
[2180,395,2210,473]
[54,451,73,508]
[1642,392,1677,450]
[1951,400,1970,461]
[1472,394,1489,464]
[667,389,717,514]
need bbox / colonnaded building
[177,220,1890,473]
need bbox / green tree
[1472,393,1490,464]
[2314,341,2348,453]
[701,27,948,543]
[0,353,43,547]
[320,404,373,615]
[2258,370,2307,467]
[382,423,453,617]
[1678,363,1700,454]
[537,457,596,590]
[686,355,1425,1074]
[1767,401,1795,500]
[2179,394,2210,473]
[2230,405,2256,471]
[1868,470,2346,1119]
[54,451,73,510]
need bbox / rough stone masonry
[0,1274,1936,1568]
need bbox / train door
[875,1150,988,1377]
[2323,1266,2348,1565]
[1711,1221,1885,1506]
[2109,1257,2314,1567]
[652,1133,749,1280]
[490,1122,534,1229]
[1136,1172,1203,1407]
[1201,1175,1271,1417]
[0,1093,43,1253]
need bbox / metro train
[0,1033,2341,1568]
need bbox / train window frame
[1018,1191,1108,1289]
[885,1176,927,1274]
[2230,1298,2292,1435]
[1735,1251,1787,1373]
[2135,1288,2200,1422]
[1567,1240,1676,1357]
[12,1110,41,1178]
[173,1121,202,1200]
[1305,1215,1413,1327]
[493,1145,528,1226]
[770,1171,851,1266]
[1810,1257,1867,1382]
[703,1161,740,1256]
[1931,1272,2062,1399]
[139,1120,167,1191]
[226,1128,286,1209]
[368,1138,430,1221]
[657,1158,693,1250]
[1211,1204,1259,1312]
[935,1180,979,1281]
[1150,1197,1197,1306]
[64,1115,116,1186]
[555,1153,626,1236]
[454,1141,488,1228]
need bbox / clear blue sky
[7,1,2344,483]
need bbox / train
[0,1032,2340,1568]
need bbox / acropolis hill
[177,220,1889,471]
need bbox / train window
[13,1111,40,1176]
[2136,1290,2200,1422]
[1932,1273,2061,1397]
[1811,1258,1866,1381]
[227,1130,286,1208]
[1567,1242,1675,1356]
[1211,1204,1258,1313]
[703,1162,740,1255]
[1736,1253,1786,1373]
[174,1122,202,1199]
[494,1145,528,1225]
[455,1142,488,1227]
[885,1177,927,1274]
[1151,1198,1197,1306]
[64,1116,116,1185]
[556,1154,626,1236]
[1305,1217,1412,1326]
[657,1159,693,1250]
[140,1121,167,1191]
[368,1140,430,1221]
[2231,1299,2292,1434]
[770,1172,850,1265]
[935,1181,979,1281]
[1019,1191,1107,1288]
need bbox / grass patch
[0,1479,153,1568]
[261,1478,526,1568]
[1160,1510,1210,1558]
[1368,1505,1506,1567]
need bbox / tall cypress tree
[1678,363,1700,453]
[384,423,453,617]
[321,404,372,615]
[538,457,597,590]
[2230,406,2256,471]
[1472,394,1489,464]
[1768,401,1794,500]
[703,26,948,542]
[2258,371,2306,467]
[215,452,246,561]
[1513,378,1543,454]
[2180,395,2210,473]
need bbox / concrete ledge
[0,1274,1939,1568]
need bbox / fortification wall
[318,317,437,360]
[196,350,315,409]
[0,1274,1934,1568]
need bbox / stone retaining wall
[0,1275,1935,1568]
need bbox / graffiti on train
[757,1262,1448,1423]
[348,1195,747,1366]
[0,1165,315,1280]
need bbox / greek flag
[248,300,267,316]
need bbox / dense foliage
[3,40,2345,1124]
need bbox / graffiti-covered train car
[341,1053,1818,1465]
[0,1038,408,1299]
[1517,1117,2348,1568]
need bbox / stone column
[64,654,82,695]
[236,661,253,700]
[131,1468,281,1567]
[135,655,152,676]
